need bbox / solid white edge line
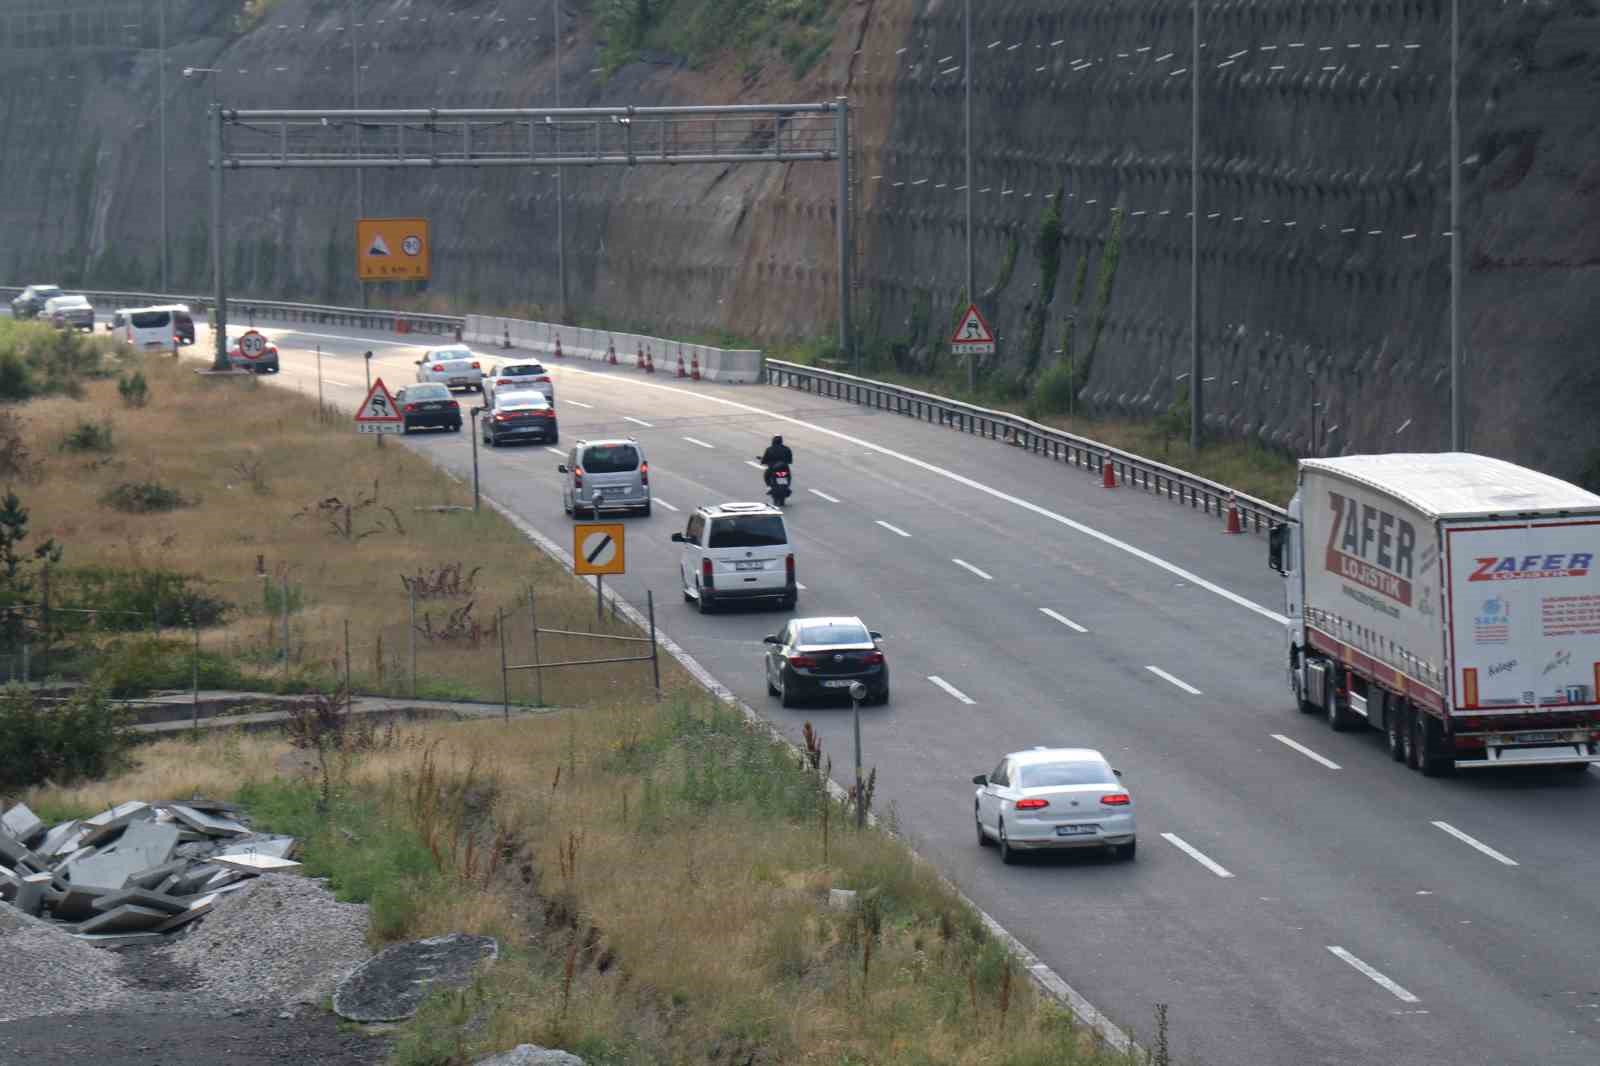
[624,416,654,427]
[1325,946,1420,1003]
[927,675,976,704]
[796,582,808,591]
[458,482,1137,1057]
[952,558,994,580]
[876,520,912,538]
[565,399,593,408]
[1160,833,1235,878]
[1270,733,1342,770]
[1430,820,1519,866]
[1039,607,1088,633]
[809,488,841,503]
[547,365,1288,625]
[682,436,714,449]
[1146,665,1202,695]
[654,499,681,512]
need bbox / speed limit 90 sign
[239,331,267,358]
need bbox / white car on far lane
[483,360,554,403]
[413,345,484,392]
[974,747,1136,864]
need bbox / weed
[229,456,269,495]
[101,480,193,514]
[117,371,149,408]
[297,480,404,541]
[400,562,481,600]
[0,411,40,483]
[0,684,130,789]
[62,420,114,453]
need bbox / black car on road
[764,616,889,707]
[11,285,63,320]
[394,383,462,434]
[482,389,558,447]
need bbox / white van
[671,502,796,613]
[120,306,179,352]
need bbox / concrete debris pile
[0,799,301,947]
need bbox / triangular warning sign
[951,304,995,346]
[354,377,402,423]
[367,234,391,257]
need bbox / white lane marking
[544,447,564,456]
[1146,665,1202,695]
[1160,833,1235,878]
[796,582,808,591]
[927,675,976,705]
[809,488,841,503]
[255,327,418,347]
[1326,947,1420,1003]
[744,460,766,469]
[1430,821,1519,867]
[876,520,912,538]
[682,436,714,449]
[1039,607,1088,633]
[654,499,681,513]
[624,416,654,428]
[1271,733,1342,770]
[952,558,993,580]
[565,399,593,408]
[545,366,1289,625]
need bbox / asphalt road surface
[114,321,1600,1065]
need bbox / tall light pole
[1189,0,1203,451]
[186,66,231,372]
[553,0,568,324]
[1449,0,1463,451]
[964,0,975,393]
[352,1,367,309]
[158,0,169,293]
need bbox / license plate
[1055,825,1095,836]
[735,561,763,571]
[450,378,469,385]
[822,680,855,688]
[1519,732,1560,743]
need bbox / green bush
[61,420,114,453]
[117,371,149,408]
[0,319,108,400]
[92,635,248,698]
[1028,361,1079,417]
[61,567,230,629]
[0,685,131,789]
[0,351,31,400]
[101,480,192,513]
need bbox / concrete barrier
[458,314,761,383]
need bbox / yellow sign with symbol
[573,523,626,576]
[357,218,430,281]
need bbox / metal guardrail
[3,283,1285,530]
[1,285,463,338]
[764,359,1290,534]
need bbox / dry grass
[25,701,1149,1066]
[17,353,692,704]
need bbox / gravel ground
[0,905,132,1023]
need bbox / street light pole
[553,0,568,324]
[352,1,367,309]
[189,66,229,370]
[158,0,169,293]
[964,0,975,393]
[1449,0,1463,451]
[1189,0,1203,451]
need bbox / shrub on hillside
[92,635,248,698]
[62,567,230,630]
[118,371,150,407]
[102,480,193,513]
[0,685,130,789]
[0,319,108,399]
[61,419,114,453]
[0,411,41,483]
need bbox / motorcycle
[762,462,793,507]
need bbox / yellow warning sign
[357,218,430,281]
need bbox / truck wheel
[1386,711,1407,762]
[1326,691,1353,732]
[1419,715,1453,777]
[1405,714,1424,771]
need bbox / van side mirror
[670,532,685,544]
[869,631,883,641]
[414,359,423,365]
[1268,523,1288,575]
[1113,769,1123,778]
[971,774,988,786]
[557,464,568,474]
[762,635,781,645]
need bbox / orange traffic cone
[676,352,688,378]
[636,345,645,370]
[1224,493,1244,534]
[607,343,618,365]
[554,336,564,359]
[1101,457,1117,489]
[645,349,656,374]
[690,352,701,380]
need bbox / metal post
[852,688,865,829]
[192,624,199,730]
[596,574,604,628]
[345,618,353,712]
[553,0,567,324]
[158,0,169,292]
[498,606,509,721]
[964,0,975,393]
[210,102,230,371]
[836,97,852,369]
[647,589,660,700]
[1449,0,1463,451]
[280,572,290,677]
[352,0,368,310]
[409,582,417,698]
[39,563,49,681]
[1189,0,1202,450]
[528,586,543,707]
[470,410,481,511]
[316,344,325,412]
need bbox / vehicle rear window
[408,384,450,400]
[1015,761,1116,788]
[496,391,547,409]
[798,623,871,646]
[708,515,787,549]
[433,348,473,361]
[130,311,171,328]
[582,444,639,473]
[500,364,546,377]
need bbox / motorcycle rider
[758,434,794,491]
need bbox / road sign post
[354,377,404,435]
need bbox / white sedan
[414,345,484,392]
[974,747,1136,864]
[484,360,554,403]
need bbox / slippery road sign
[951,303,997,356]
[355,377,404,435]
[573,522,626,576]
[357,218,430,281]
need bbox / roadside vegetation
[596,0,842,78]
[21,694,1162,1066]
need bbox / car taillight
[701,557,713,587]
[536,375,551,383]
[494,412,511,422]
[863,651,884,666]
[447,401,460,409]
[432,363,444,371]
[639,462,649,486]
[403,404,417,413]
[785,554,795,583]
[1099,793,1131,806]
[1015,798,1049,810]
[471,361,480,369]
[573,467,584,488]
[787,654,817,668]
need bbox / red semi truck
[1268,453,1600,775]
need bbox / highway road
[111,320,1600,1064]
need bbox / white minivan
[672,502,796,613]
[120,306,180,352]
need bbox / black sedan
[394,383,462,434]
[764,616,888,708]
[481,389,558,446]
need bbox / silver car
[484,360,554,403]
[44,294,95,332]
[414,345,484,392]
[974,747,1136,864]
[559,438,650,518]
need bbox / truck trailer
[1268,453,1600,775]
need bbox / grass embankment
[9,342,690,705]
[25,698,1155,1066]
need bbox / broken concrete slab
[211,854,302,875]
[36,820,84,858]
[473,1047,586,1066]
[68,822,179,890]
[126,858,189,890]
[218,835,297,860]
[0,832,47,875]
[163,803,250,837]
[2,803,45,845]
[69,930,169,948]
[13,873,55,917]
[78,801,153,846]
[333,933,499,1022]
[50,884,110,921]
[152,891,222,933]
[76,903,170,934]
[89,887,190,916]
[177,797,243,815]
